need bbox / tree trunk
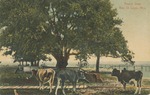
[53,53,69,69]
[35,60,40,66]
[96,53,100,73]
[30,60,39,66]
[31,61,34,66]
[52,48,70,69]
[55,56,68,69]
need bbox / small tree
[93,28,134,72]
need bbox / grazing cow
[54,69,89,95]
[29,68,55,94]
[112,68,143,95]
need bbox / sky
[110,0,150,61]
[0,0,150,64]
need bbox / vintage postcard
[0,0,150,95]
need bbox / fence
[100,64,150,77]
[100,64,150,71]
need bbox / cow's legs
[51,71,55,86]
[138,87,141,95]
[61,80,66,95]
[139,80,142,94]
[72,81,76,92]
[41,83,44,90]
[49,79,52,93]
[138,79,142,95]
[123,82,126,90]
[55,78,61,95]
[72,82,76,92]
[39,82,42,90]
[134,80,140,95]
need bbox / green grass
[0,65,38,86]
[0,89,84,95]
[1,88,150,95]
[99,88,150,95]
[143,79,150,86]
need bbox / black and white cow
[112,68,143,95]
[54,69,89,95]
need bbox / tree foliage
[0,0,134,68]
[0,0,50,65]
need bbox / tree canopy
[0,0,134,68]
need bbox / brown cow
[29,68,55,94]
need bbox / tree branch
[69,52,80,55]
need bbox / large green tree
[0,0,134,68]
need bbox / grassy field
[0,65,150,95]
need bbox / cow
[27,68,55,94]
[54,69,89,95]
[112,68,143,95]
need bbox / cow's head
[77,70,89,83]
[78,70,85,79]
[111,68,120,77]
[31,69,38,76]
[26,69,38,79]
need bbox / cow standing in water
[112,68,143,95]
[28,68,55,94]
[54,69,89,95]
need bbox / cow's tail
[51,70,55,86]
